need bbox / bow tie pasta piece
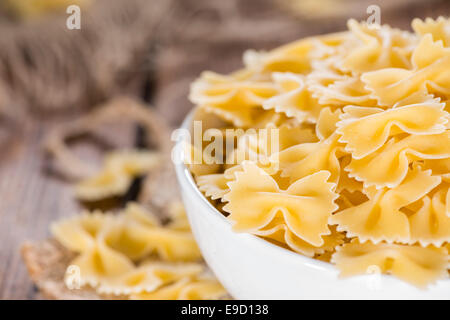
[394,90,439,107]
[196,163,253,201]
[263,73,323,123]
[335,189,369,211]
[227,127,276,166]
[277,124,318,148]
[97,262,204,295]
[362,35,450,106]
[342,20,415,73]
[225,124,317,169]
[102,219,164,262]
[98,203,175,261]
[110,213,201,262]
[422,158,450,182]
[276,134,342,184]
[166,201,192,231]
[134,227,201,262]
[248,110,301,129]
[411,34,450,70]
[189,70,278,127]
[412,17,450,47]
[337,102,448,159]
[331,241,449,287]
[346,131,450,189]
[316,107,342,140]
[244,39,313,74]
[51,211,113,252]
[122,202,161,228]
[75,150,160,201]
[131,276,227,300]
[223,162,338,246]
[244,32,348,74]
[254,222,345,257]
[70,238,135,287]
[330,166,441,243]
[185,142,222,177]
[307,70,377,107]
[197,173,230,200]
[336,156,364,193]
[198,162,290,202]
[409,187,450,246]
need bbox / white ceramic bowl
[174,114,450,300]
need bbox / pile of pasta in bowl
[188,18,450,288]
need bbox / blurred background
[0,0,448,299]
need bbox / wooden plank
[0,117,136,299]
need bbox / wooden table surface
[0,117,137,299]
[0,0,448,300]
[0,118,83,299]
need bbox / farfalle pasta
[263,72,323,123]
[362,34,450,106]
[189,70,278,127]
[189,17,450,287]
[51,203,226,299]
[131,275,227,300]
[330,165,441,244]
[223,162,338,247]
[331,241,448,288]
[75,150,160,201]
[337,101,447,159]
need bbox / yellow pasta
[345,131,450,189]
[189,70,278,127]
[330,165,441,243]
[190,17,450,287]
[423,158,450,181]
[341,19,415,73]
[316,107,342,141]
[131,276,227,300]
[51,211,113,252]
[308,71,377,107]
[276,134,342,184]
[166,201,192,231]
[362,34,450,106]
[224,123,316,171]
[331,241,449,288]
[337,102,447,159]
[97,262,204,295]
[75,150,160,201]
[244,38,314,74]
[412,17,450,47]
[197,173,230,200]
[52,203,212,297]
[254,223,344,257]
[263,72,323,123]
[409,187,450,246]
[223,162,338,246]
